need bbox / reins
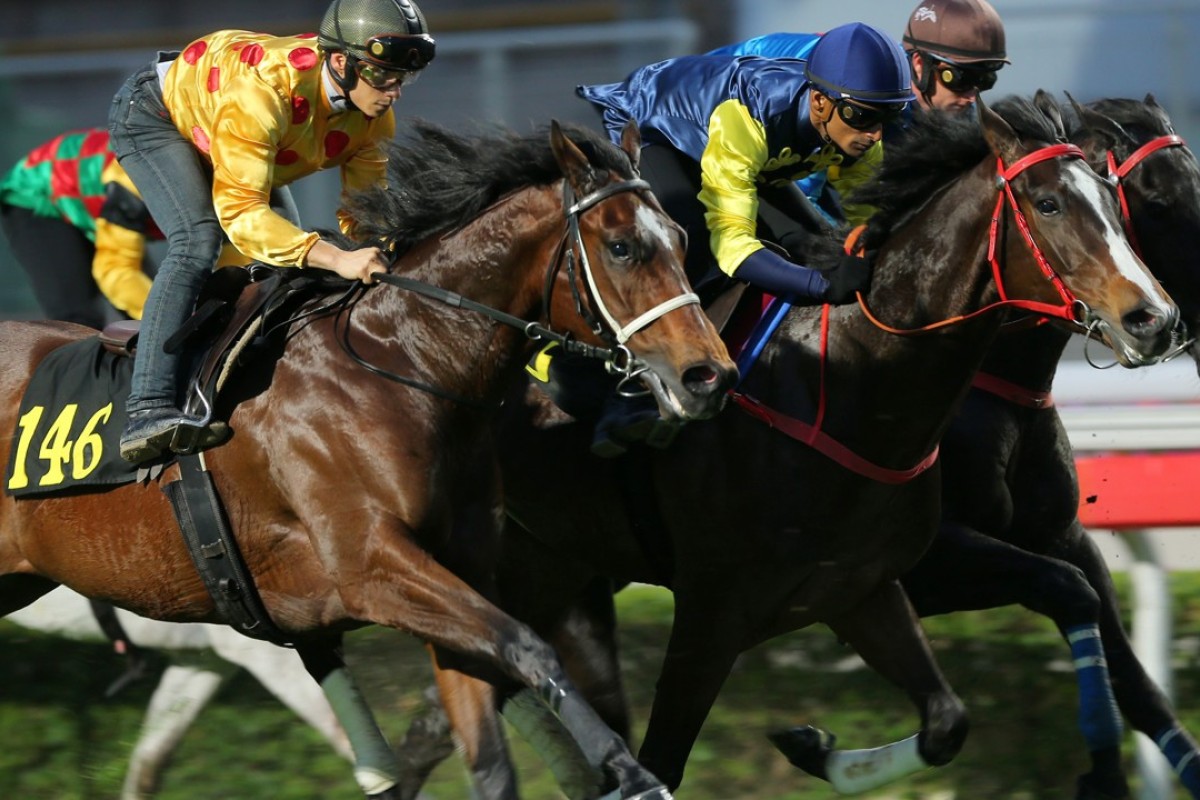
[731,141,1091,484]
[334,175,698,406]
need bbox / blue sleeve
[707,32,822,60]
[735,248,830,301]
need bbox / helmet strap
[910,51,936,108]
[811,92,835,145]
[327,0,361,99]
[327,54,361,109]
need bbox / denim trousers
[108,58,223,414]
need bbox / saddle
[99,264,343,454]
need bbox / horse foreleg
[772,579,968,794]
[120,663,233,800]
[296,641,403,799]
[634,592,744,791]
[336,538,668,799]
[1056,526,1200,799]
[429,645,519,800]
[905,523,1129,798]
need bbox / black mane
[853,96,1064,253]
[342,119,634,253]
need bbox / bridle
[1106,133,1186,255]
[857,142,1090,336]
[338,174,699,406]
[1078,131,1193,366]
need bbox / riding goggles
[355,59,421,90]
[361,33,436,71]
[934,60,1000,94]
[835,99,907,131]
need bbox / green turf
[1,572,1197,799]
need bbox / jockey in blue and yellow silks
[574,22,914,456]
[578,22,912,305]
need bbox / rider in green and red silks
[575,22,914,455]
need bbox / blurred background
[0,0,1197,317]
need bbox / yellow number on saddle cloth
[5,337,139,498]
[8,403,113,490]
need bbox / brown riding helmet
[902,0,1010,65]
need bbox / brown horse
[0,120,736,800]
[402,95,1183,796]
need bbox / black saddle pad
[5,337,139,498]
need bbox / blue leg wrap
[1067,624,1123,752]
[1157,726,1200,796]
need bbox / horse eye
[609,241,632,260]
[1036,198,1060,215]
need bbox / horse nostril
[1122,304,1172,338]
[683,363,728,398]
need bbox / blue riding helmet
[804,22,915,105]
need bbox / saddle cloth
[5,338,139,498]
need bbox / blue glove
[736,248,872,305]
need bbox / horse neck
[749,160,1016,469]
[978,321,1073,393]
[340,185,564,408]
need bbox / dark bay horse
[0,120,737,800]
[410,96,1181,794]
[897,93,1200,799]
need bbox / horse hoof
[1076,771,1131,800]
[768,725,836,779]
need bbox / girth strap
[162,453,293,646]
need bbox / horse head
[978,93,1179,367]
[547,120,737,422]
[1065,92,1200,374]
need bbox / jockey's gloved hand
[734,248,830,303]
[822,253,873,304]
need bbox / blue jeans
[108,56,299,415]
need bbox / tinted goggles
[355,60,421,90]
[835,99,906,131]
[934,61,999,94]
[362,33,436,71]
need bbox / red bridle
[1106,134,1187,254]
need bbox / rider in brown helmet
[902,0,1010,112]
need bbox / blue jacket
[578,54,880,276]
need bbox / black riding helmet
[318,0,436,94]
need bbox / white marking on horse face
[634,202,676,255]
[1065,160,1169,305]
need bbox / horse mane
[790,95,1068,269]
[341,119,635,254]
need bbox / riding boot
[590,392,679,458]
[119,407,229,464]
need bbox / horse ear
[1033,89,1067,141]
[549,120,598,195]
[1066,91,1134,152]
[619,120,642,174]
[1145,92,1161,109]
[977,95,1021,165]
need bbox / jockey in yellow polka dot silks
[108,0,437,465]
